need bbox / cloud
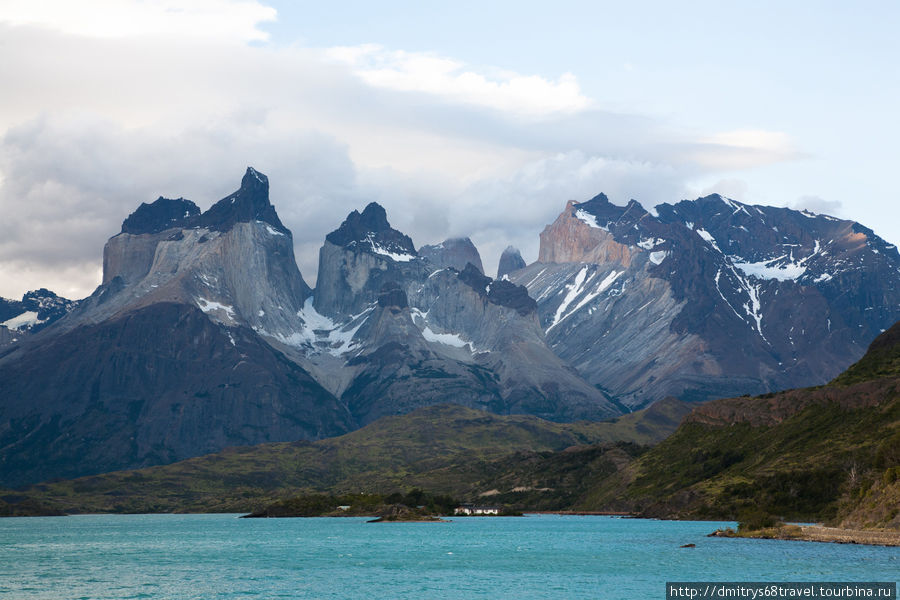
[0,112,368,296]
[0,6,807,298]
[326,44,591,116]
[699,178,750,201]
[0,0,276,41]
[790,195,844,217]
[686,129,801,170]
[447,152,687,272]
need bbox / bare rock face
[121,197,200,235]
[78,168,312,344]
[497,246,526,278]
[0,168,351,487]
[306,204,622,425]
[538,197,642,266]
[512,192,900,409]
[0,302,350,488]
[419,237,484,274]
[335,264,619,425]
[313,203,428,320]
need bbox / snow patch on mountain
[637,237,665,250]
[197,298,236,321]
[732,257,807,281]
[548,267,622,331]
[288,298,372,356]
[421,326,468,348]
[258,221,285,237]
[575,209,608,231]
[364,234,416,262]
[696,228,721,252]
[1,311,40,331]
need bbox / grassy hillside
[580,322,900,528]
[12,400,684,514]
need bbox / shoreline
[525,511,632,516]
[710,525,900,547]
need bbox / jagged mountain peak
[583,192,611,205]
[497,246,526,278]
[121,197,201,235]
[324,202,417,259]
[570,194,649,232]
[516,189,900,409]
[419,236,484,273]
[243,166,269,188]
[0,288,77,336]
[202,167,286,234]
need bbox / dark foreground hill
[2,400,687,515]
[576,320,900,528]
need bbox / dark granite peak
[574,193,649,233]
[419,237,484,273]
[325,202,417,257]
[497,246,526,278]
[119,168,288,237]
[201,167,287,234]
[458,263,536,316]
[0,288,76,332]
[242,166,269,189]
[121,197,200,235]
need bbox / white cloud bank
[0,0,276,41]
[326,44,590,116]
[0,1,803,299]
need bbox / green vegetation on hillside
[241,489,459,519]
[833,324,900,386]
[9,402,675,515]
[578,322,900,528]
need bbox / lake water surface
[0,514,896,599]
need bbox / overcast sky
[1,0,897,299]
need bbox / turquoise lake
[0,514,896,599]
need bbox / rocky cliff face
[0,302,350,488]
[69,167,312,344]
[0,168,351,487]
[511,193,900,408]
[418,237,485,274]
[0,172,625,487]
[497,246,526,279]
[305,208,621,424]
[313,203,428,320]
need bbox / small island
[366,504,448,523]
[241,489,459,520]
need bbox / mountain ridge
[509,192,900,408]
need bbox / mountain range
[1,167,899,487]
[510,193,900,408]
